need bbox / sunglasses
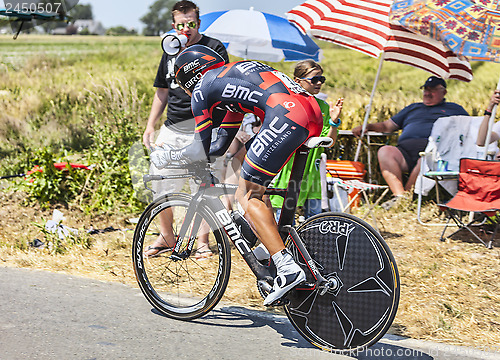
[300,75,326,84]
[175,21,198,31]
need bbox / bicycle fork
[169,191,205,261]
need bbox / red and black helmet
[174,45,226,93]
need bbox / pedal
[256,279,273,299]
[265,298,289,307]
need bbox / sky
[81,0,305,31]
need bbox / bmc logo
[251,117,289,157]
[221,83,263,103]
[283,101,295,109]
[183,59,200,73]
[215,209,251,254]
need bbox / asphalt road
[0,267,498,360]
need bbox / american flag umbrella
[287,0,474,160]
[390,0,500,157]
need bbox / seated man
[352,76,468,209]
[150,45,327,306]
[477,89,500,159]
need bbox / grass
[1,35,500,349]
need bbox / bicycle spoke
[133,193,231,320]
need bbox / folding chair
[416,116,499,225]
[320,155,389,232]
[438,158,500,249]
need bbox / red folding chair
[438,158,500,248]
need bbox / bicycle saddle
[304,136,334,148]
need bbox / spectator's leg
[377,145,409,196]
[404,157,422,192]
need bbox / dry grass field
[1,189,499,348]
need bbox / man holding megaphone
[143,0,229,258]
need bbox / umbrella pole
[354,53,385,183]
[482,73,500,160]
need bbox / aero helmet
[174,45,226,93]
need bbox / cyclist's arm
[169,120,212,163]
[164,109,243,163]
[209,112,244,157]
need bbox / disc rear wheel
[285,212,400,353]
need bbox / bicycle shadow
[152,304,314,348]
[152,305,435,359]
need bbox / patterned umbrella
[390,0,500,157]
[199,9,322,62]
[390,0,500,62]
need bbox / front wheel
[132,193,231,320]
[284,212,400,353]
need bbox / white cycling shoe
[263,249,306,306]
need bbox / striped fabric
[326,160,366,180]
[287,0,473,81]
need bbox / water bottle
[231,211,258,248]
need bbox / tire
[284,212,400,353]
[132,193,231,320]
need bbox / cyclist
[150,45,325,306]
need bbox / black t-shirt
[153,35,229,134]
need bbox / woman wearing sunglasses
[270,60,343,220]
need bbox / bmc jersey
[185,60,323,186]
[154,35,229,134]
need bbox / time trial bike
[132,136,400,353]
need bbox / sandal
[144,244,173,258]
[194,249,213,260]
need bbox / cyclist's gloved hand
[150,144,188,168]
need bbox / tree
[140,0,177,36]
[40,3,93,33]
[69,4,93,20]
[106,26,137,36]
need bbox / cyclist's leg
[237,100,321,304]
[235,178,305,305]
[235,179,282,254]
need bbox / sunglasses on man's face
[300,75,326,84]
[175,20,198,31]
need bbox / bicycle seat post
[277,145,310,233]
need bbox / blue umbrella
[199,9,322,62]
